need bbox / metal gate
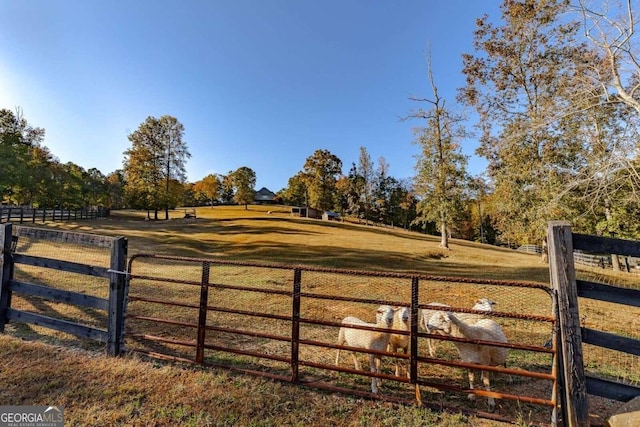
[125,253,558,425]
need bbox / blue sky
[1,1,502,191]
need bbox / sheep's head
[395,306,410,324]
[473,298,497,312]
[376,305,396,327]
[427,311,452,334]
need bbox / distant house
[254,187,276,204]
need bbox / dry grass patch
[0,335,495,427]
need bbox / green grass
[2,205,635,426]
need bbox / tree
[343,163,364,219]
[387,178,418,230]
[278,172,308,206]
[0,108,45,204]
[193,174,221,206]
[106,170,126,209]
[469,176,490,243]
[159,116,190,219]
[301,149,343,212]
[372,156,391,225]
[357,147,375,224]
[459,0,596,245]
[123,115,190,219]
[571,0,640,241]
[220,173,235,204]
[405,53,469,249]
[230,166,256,209]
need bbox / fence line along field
[1,205,636,426]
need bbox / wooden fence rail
[0,207,109,224]
[0,223,127,355]
[547,221,640,427]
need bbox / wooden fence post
[0,223,13,332]
[547,221,589,427]
[107,237,128,356]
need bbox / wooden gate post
[107,237,128,356]
[547,221,589,427]
[0,223,13,332]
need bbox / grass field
[1,205,637,426]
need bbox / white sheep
[427,311,508,412]
[472,298,497,312]
[387,306,410,377]
[335,305,396,394]
[420,299,497,357]
[420,302,450,357]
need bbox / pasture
[1,205,636,426]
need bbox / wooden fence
[547,221,640,427]
[0,223,127,355]
[0,206,109,224]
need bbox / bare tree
[404,53,468,250]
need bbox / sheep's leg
[403,348,410,378]
[482,370,496,412]
[351,352,361,371]
[395,348,409,378]
[389,345,401,377]
[427,338,436,357]
[467,369,476,401]
[335,330,344,366]
[370,354,380,393]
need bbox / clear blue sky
[1,1,501,191]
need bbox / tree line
[2,0,640,250]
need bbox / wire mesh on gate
[125,254,557,425]
[7,228,112,348]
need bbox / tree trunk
[604,201,621,271]
[439,219,449,250]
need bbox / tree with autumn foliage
[301,149,343,212]
[458,0,600,244]
[230,166,256,209]
[193,174,221,206]
[123,115,190,219]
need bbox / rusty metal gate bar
[291,268,302,383]
[196,261,210,363]
[125,253,558,425]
